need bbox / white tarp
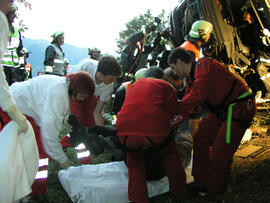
[0,121,39,203]
[59,161,194,203]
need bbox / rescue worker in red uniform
[180,20,214,137]
[168,47,257,201]
[116,78,186,203]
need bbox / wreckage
[170,0,270,99]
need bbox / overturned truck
[170,0,270,98]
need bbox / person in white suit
[0,0,28,134]
[6,72,96,169]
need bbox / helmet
[9,3,18,12]
[22,47,31,54]
[189,20,213,40]
[88,47,100,54]
[91,47,100,52]
[135,68,148,81]
[51,31,64,40]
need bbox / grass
[29,110,270,203]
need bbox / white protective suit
[68,58,113,102]
[0,10,16,111]
[0,11,39,202]
[10,75,70,164]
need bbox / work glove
[6,105,28,134]
[59,159,76,170]
[263,28,270,37]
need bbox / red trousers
[71,96,98,127]
[192,99,256,200]
[119,135,186,203]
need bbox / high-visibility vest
[2,25,20,68]
[180,40,200,60]
[25,62,31,72]
[44,44,65,76]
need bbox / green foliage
[116,9,169,54]
[15,0,31,9]
[18,19,29,33]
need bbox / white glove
[6,105,28,134]
[62,114,73,133]
[59,159,75,169]
[263,28,270,37]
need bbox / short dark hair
[163,67,179,81]
[167,47,194,65]
[145,66,164,79]
[97,55,123,77]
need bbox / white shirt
[10,75,70,164]
[68,58,114,102]
[0,11,16,111]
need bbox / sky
[17,0,179,53]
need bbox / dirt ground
[30,108,270,203]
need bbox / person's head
[0,0,13,14]
[188,20,213,44]
[51,31,64,46]
[134,68,148,81]
[167,47,194,79]
[144,66,164,79]
[6,2,17,25]
[67,72,95,101]
[22,47,31,59]
[96,55,122,85]
[163,67,183,89]
[88,47,101,60]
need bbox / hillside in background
[22,38,89,77]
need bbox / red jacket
[178,58,250,116]
[116,78,181,137]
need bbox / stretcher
[58,161,194,203]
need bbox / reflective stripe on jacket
[2,25,20,67]
[44,44,65,75]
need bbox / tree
[115,9,169,54]
[15,0,31,34]
[15,0,31,9]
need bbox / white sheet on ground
[0,121,39,203]
[58,161,194,203]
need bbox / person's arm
[177,65,209,116]
[93,99,105,126]
[40,91,70,165]
[44,46,55,66]
[17,30,23,57]
[0,69,28,134]
[0,16,28,134]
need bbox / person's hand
[59,159,76,169]
[6,105,28,134]
[63,114,73,133]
